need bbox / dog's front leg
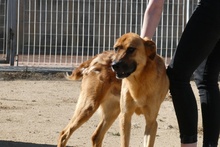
[119,88,136,147]
[142,106,159,147]
[143,121,158,147]
[119,112,131,147]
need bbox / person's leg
[194,41,220,147]
[167,1,220,146]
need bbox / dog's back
[66,51,118,82]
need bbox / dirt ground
[0,72,219,147]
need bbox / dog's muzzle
[111,60,136,79]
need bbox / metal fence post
[6,0,17,66]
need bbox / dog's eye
[114,47,119,52]
[127,47,135,54]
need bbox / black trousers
[194,57,220,147]
[166,0,220,146]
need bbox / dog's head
[111,32,156,79]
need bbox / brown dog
[57,51,121,147]
[111,32,169,147]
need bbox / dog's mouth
[111,61,136,79]
[115,71,132,79]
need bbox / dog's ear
[143,37,156,60]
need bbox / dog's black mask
[111,60,136,79]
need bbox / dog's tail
[65,57,95,81]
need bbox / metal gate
[0,0,9,64]
[0,0,198,71]
[0,0,17,66]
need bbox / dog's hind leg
[92,95,120,147]
[57,93,100,147]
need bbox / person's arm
[140,0,165,39]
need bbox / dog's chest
[125,80,155,105]
[131,90,151,105]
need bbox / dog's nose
[111,61,121,71]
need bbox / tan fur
[57,51,121,147]
[57,33,169,147]
[112,33,169,147]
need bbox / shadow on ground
[0,140,56,147]
[0,140,74,147]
